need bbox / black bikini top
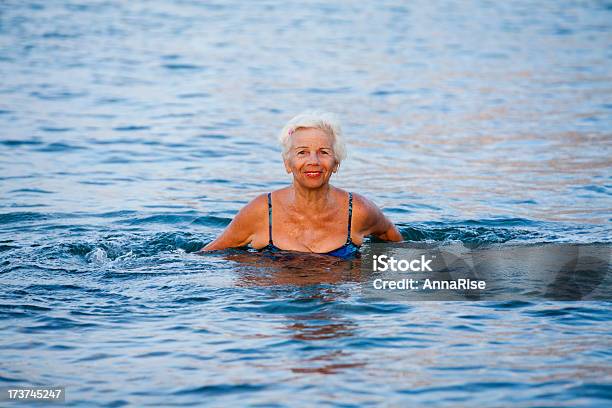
[263,192,360,258]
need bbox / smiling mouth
[304,171,322,178]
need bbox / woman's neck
[289,182,335,214]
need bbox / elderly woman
[200,112,402,258]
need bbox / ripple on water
[21,316,99,333]
[34,142,86,152]
[399,222,544,245]
[172,383,269,397]
[0,139,43,147]
[0,212,49,224]
[112,125,151,132]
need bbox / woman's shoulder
[349,192,386,230]
[350,192,379,215]
[233,193,269,224]
[200,193,269,251]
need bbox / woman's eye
[297,151,306,155]
[321,150,329,155]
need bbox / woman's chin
[296,177,329,189]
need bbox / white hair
[278,111,347,164]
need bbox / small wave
[25,284,84,292]
[86,247,110,264]
[120,213,198,225]
[22,316,99,332]
[0,374,27,383]
[41,31,80,39]
[482,300,534,309]
[399,221,542,245]
[97,210,138,218]
[524,306,610,322]
[306,87,352,94]
[567,383,612,400]
[95,97,127,105]
[115,212,230,228]
[190,149,237,158]
[162,63,206,71]
[34,142,85,152]
[73,353,118,363]
[178,92,211,99]
[135,351,172,358]
[575,184,611,196]
[0,303,53,318]
[62,232,205,265]
[30,90,88,100]
[0,212,49,224]
[173,383,268,396]
[0,244,18,252]
[9,188,53,194]
[371,89,409,96]
[400,381,525,395]
[194,133,227,139]
[224,298,329,315]
[39,126,73,132]
[82,247,137,267]
[0,304,52,312]
[113,125,151,132]
[47,344,76,351]
[175,296,213,304]
[0,139,43,147]
[456,218,538,227]
[192,216,231,228]
[331,302,411,315]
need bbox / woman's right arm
[198,194,267,252]
[353,193,403,242]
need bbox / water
[1,0,611,406]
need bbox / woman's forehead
[290,128,333,146]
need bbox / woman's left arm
[354,194,403,242]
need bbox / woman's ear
[284,159,292,174]
[333,163,339,173]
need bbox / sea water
[1,1,611,406]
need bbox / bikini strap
[346,192,353,244]
[267,192,273,245]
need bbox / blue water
[1,0,611,406]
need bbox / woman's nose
[306,152,320,164]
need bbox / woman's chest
[260,210,354,252]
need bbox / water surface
[1,0,611,406]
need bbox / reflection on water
[229,250,362,287]
[222,251,367,376]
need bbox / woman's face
[284,127,338,189]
